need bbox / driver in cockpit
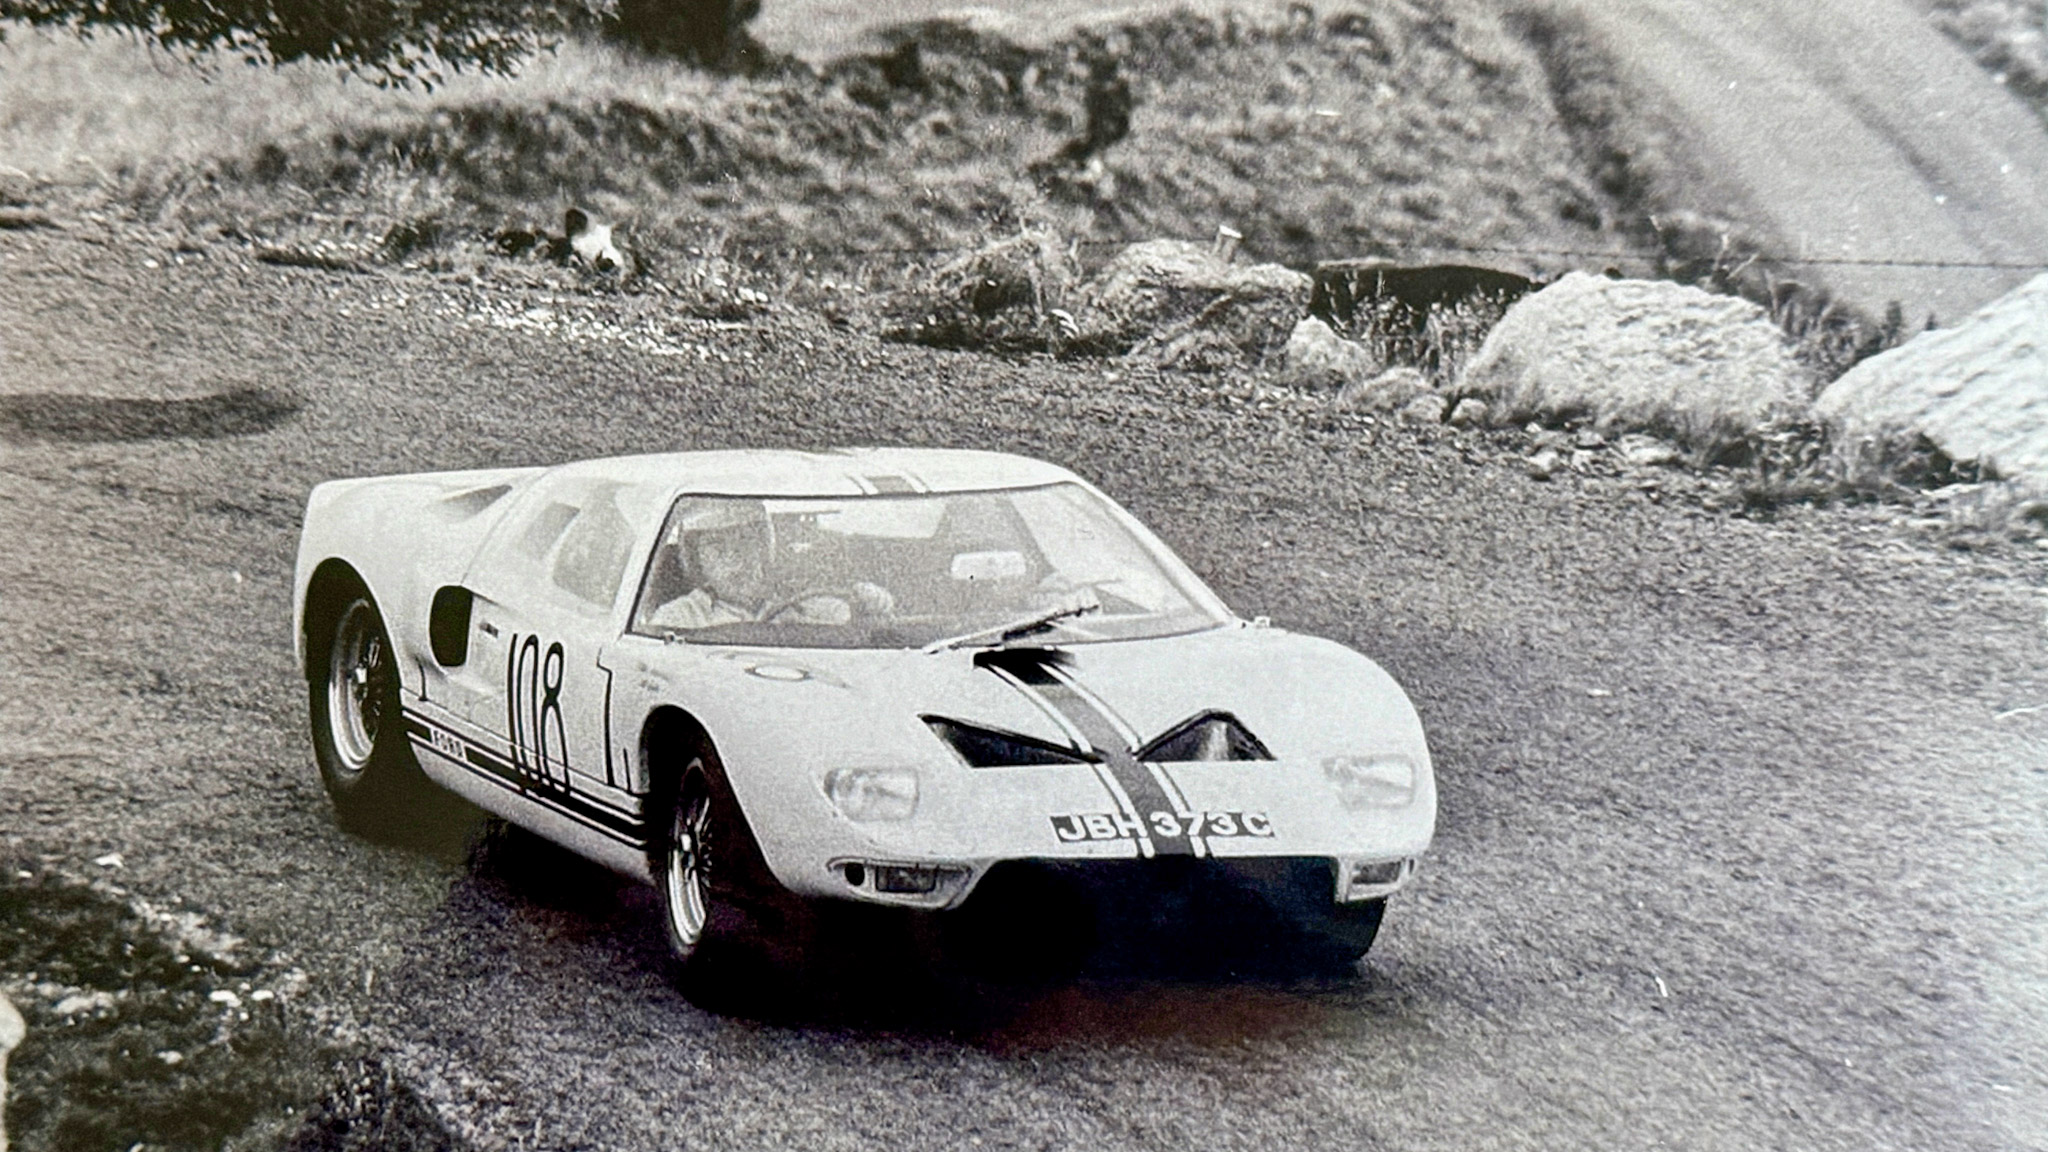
[643,502,893,631]
[645,504,772,629]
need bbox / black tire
[934,863,1094,989]
[1298,898,1386,975]
[650,751,782,1001]
[307,583,437,837]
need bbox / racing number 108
[505,632,569,789]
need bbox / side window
[519,502,580,561]
[552,495,634,609]
[478,478,647,618]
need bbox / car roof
[545,448,1085,498]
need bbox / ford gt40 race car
[294,448,1435,988]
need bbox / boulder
[0,991,19,1152]
[1336,366,1434,413]
[1616,433,1682,467]
[1815,273,2048,488]
[1447,397,1490,428]
[1399,393,1450,424]
[1077,239,1311,363]
[1457,272,1811,450]
[1280,317,1380,391]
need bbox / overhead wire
[747,236,2044,272]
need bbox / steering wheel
[759,585,885,624]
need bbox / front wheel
[308,588,437,837]
[1298,898,1386,975]
[654,759,760,991]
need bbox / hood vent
[925,717,1096,768]
[1135,711,1274,762]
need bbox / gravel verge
[1,220,2044,1151]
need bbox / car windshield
[628,483,1229,649]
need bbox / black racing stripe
[996,655,1195,858]
[403,711,647,846]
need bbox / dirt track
[1550,0,2048,320]
[760,0,2048,323]
[2,223,2046,1150]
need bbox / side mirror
[429,586,474,666]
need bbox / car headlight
[824,767,920,822]
[1323,754,1417,809]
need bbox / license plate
[1050,810,1274,843]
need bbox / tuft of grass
[880,226,1082,353]
[1722,420,2048,546]
[0,864,443,1152]
[1654,223,1916,385]
[1333,294,1509,385]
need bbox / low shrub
[0,864,448,1152]
[879,227,1080,353]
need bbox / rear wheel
[308,587,437,836]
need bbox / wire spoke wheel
[326,599,391,776]
[308,580,441,838]
[665,779,714,950]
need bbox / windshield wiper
[922,598,1101,654]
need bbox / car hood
[640,622,1427,769]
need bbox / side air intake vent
[1135,711,1274,762]
[925,717,1095,768]
[436,484,513,520]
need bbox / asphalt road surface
[2,225,2046,1151]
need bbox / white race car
[294,449,1435,987]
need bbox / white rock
[0,991,18,1152]
[1459,272,1811,449]
[1337,366,1434,413]
[1816,272,2048,488]
[53,991,115,1016]
[1281,316,1379,391]
[208,989,242,1009]
[1447,398,1490,427]
[1399,393,1450,423]
[1617,433,1682,466]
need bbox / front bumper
[819,849,1424,911]
[762,756,1434,910]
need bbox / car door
[447,476,658,835]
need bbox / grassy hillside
[2,1,1910,382]
[0,5,1642,271]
